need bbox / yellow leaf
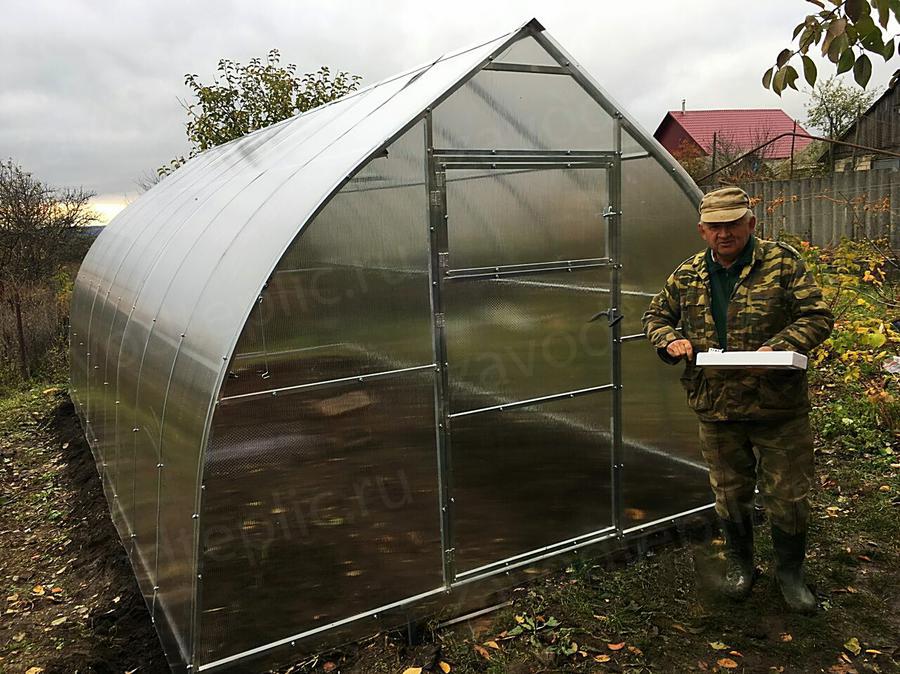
[438,662,451,673]
[25,669,44,674]
[717,658,739,669]
[780,633,793,642]
[709,641,730,650]
[32,585,45,596]
[865,649,884,655]
[844,637,861,656]
[514,615,525,623]
[593,654,611,663]
[729,650,743,657]
[485,640,500,650]
[474,644,491,661]
[401,669,422,674]
[6,593,19,602]
[51,616,66,626]
[628,645,643,655]
[608,642,626,651]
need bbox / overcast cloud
[2,0,895,219]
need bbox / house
[826,82,900,171]
[654,108,813,164]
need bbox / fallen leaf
[593,654,611,663]
[844,637,861,656]
[864,649,883,655]
[514,615,525,623]
[6,593,19,602]
[729,650,743,657]
[780,633,793,642]
[401,668,422,674]
[474,644,491,661]
[51,616,66,626]
[322,662,336,672]
[32,585,45,596]
[608,642,626,651]
[484,640,500,650]
[112,596,121,604]
[12,632,25,642]
[628,645,643,655]
[857,555,873,563]
[438,662,451,673]
[51,587,63,594]
[593,614,609,621]
[24,669,44,674]
[717,658,739,669]
[879,485,891,492]
[709,641,730,650]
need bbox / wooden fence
[737,170,900,249]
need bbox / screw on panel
[192,513,199,519]
[133,427,139,432]
[157,463,164,468]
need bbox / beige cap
[699,186,751,223]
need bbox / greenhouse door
[428,152,623,581]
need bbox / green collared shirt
[705,235,755,350]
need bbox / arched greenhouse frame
[70,19,712,672]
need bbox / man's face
[697,214,756,263]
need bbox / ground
[0,381,898,674]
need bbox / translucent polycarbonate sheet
[222,123,432,398]
[621,156,701,293]
[433,70,614,150]
[444,271,611,412]
[444,168,608,269]
[199,370,442,665]
[493,35,560,65]
[451,391,613,573]
[620,341,710,528]
[619,289,659,337]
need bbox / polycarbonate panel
[445,168,608,269]
[433,70,614,150]
[493,35,560,65]
[621,341,711,528]
[621,156,701,292]
[222,123,432,397]
[452,391,613,573]
[444,271,611,412]
[199,370,442,665]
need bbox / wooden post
[790,120,797,179]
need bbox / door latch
[589,308,624,327]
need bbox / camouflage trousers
[698,414,814,535]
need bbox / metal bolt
[192,513,199,519]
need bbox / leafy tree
[0,160,95,379]
[804,75,880,138]
[160,49,362,175]
[764,0,900,95]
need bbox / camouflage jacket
[642,238,834,421]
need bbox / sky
[2,0,896,223]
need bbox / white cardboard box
[695,350,808,370]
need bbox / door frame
[424,112,625,587]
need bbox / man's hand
[666,339,694,361]
[757,345,774,352]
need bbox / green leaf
[845,0,865,21]
[763,66,775,89]
[853,15,877,38]
[806,0,826,7]
[876,0,891,26]
[793,22,807,40]
[883,38,895,60]
[837,47,855,74]
[822,17,848,56]
[844,637,862,656]
[854,53,873,87]
[773,66,788,95]
[784,65,800,90]
[802,55,818,86]
[777,48,793,68]
[828,33,851,63]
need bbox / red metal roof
[654,109,813,159]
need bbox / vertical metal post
[610,116,624,536]
[424,111,455,587]
[790,121,797,179]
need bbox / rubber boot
[771,526,816,613]
[719,518,755,600]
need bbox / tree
[0,160,95,379]
[764,0,900,95]
[804,75,880,138]
[160,49,362,175]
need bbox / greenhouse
[70,18,712,673]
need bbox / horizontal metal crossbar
[440,161,611,170]
[217,363,436,404]
[482,62,570,75]
[449,383,614,419]
[452,526,618,585]
[445,257,611,280]
[432,149,618,158]
[620,333,646,342]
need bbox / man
[642,186,833,612]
